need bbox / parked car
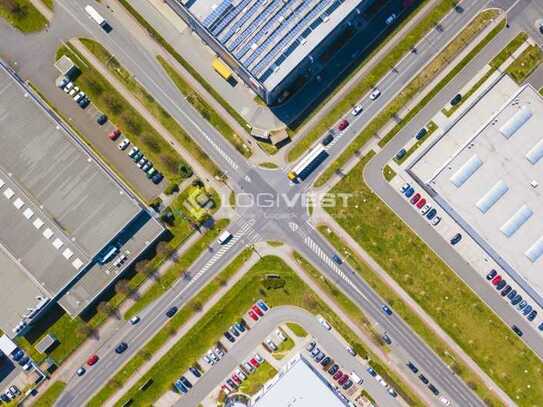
[426,208,437,220]
[420,204,431,215]
[400,183,410,193]
[128,146,139,158]
[275,329,287,342]
[79,97,90,109]
[512,325,523,336]
[507,289,517,300]
[87,354,99,366]
[337,119,349,131]
[108,129,121,141]
[518,300,527,310]
[175,379,188,394]
[248,310,259,321]
[249,358,259,368]
[431,216,441,226]
[180,375,192,388]
[512,294,522,306]
[322,132,334,146]
[328,364,339,375]
[252,305,264,317]
[486,269,497,280]
[404,186,415,198]
[351,104,363,116]
[415,128,427,140]
[496,279,507,290]
[395,149,406,160]
[236,320,247,332]
[18,356,29,366]
[166,306,178,318]
[221,384,231,395]
[450,233,462,245]
[501,285,512,297]
[152,172,164,185]
[224,331,235,343]
[407,361,418,374]
[333,370,343,380]
[229,326,240,337]
[522,305,533,316]
[254,353,264,364]
[73,91,85,103]
[257,299,269,312]
[385,13,397,25]
[115,342,128,354]
[96,114,108,125]
[528,310,537,321]
[450,93,462,105]
[491,275,502,286]
[538,322,543,331]
[63,82,74,93]
[243,362,255,373]
[370,88,381,100]
[226,378,237,389]
[142,162,152,172]
[367,367,377,377]
[265,339,277,351]
[338,373,349,385]
[306,341,316,352]
[235,368,246,381]
[317,316,332,330]
[315,352,325,362]
[416,198,426,209]
[69,86,79,96]
[321,356,332,367]
[189,366,201,378]
[410,193,421,205]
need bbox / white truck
[85,5,112,32]
[218,230,233,245]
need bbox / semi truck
[85,5,112,32]
[288,145,329,182]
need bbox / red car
[108,129,121,141]
[337,119,349,131]
[249,358,259,368]
[87,354,99,366]
[231,374,241,384]
[410,193,421,205]
[333,370,343,380]
[248,310,259,321]
[416,198,426,209]
[491,275,502,286]
[338,373,349,385]
[252,305,264,317]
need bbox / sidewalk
[310,207,514,406]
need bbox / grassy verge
[267,240,284,247]
[286,322,307,337]
[287,2,493,161]
[506,44,543,84]
[117,0,248,131]
[238,361,277,395]
[317,225,502,405]
[0,0,46,32]
[88,247,254,407]
[56,44,187,184]
[326,152,543,405]
[33,381,66,407]
[259,162,279,169]
[157,56,251,158]
[395,121,437,163]
[383,165,396,181]
[78,38,220,175]
[115,256,422,406]
[41,0,53,10]
[271,336,295,360]
[125,218,230,318]
[314,14,505,187]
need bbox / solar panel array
[197,0,351,85]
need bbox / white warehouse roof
[450,154,482,187]
[500,204,533,237]
[526,138,543,164]
[476,180,509,213]
[526,236,543,263]
[499,105,532,138]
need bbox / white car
[432,216,441,226]
[235,368,247,381]
[254,353,264,364]
[265,338,277,351]
[385,13,397,25]
[215,347,225,358]
[275,329,287,342]
[317,316,331,330]
[370,88,381,100]
[130,315,140,325]
[420,204,431,215]
[203,354,214,365]
[69,86,79,96]
[243,362,255,373]
[63,81,74,93]
[128,146,139,157]
[208,351,219,362]
[73,91,85,102]
[118,138,130,150]
[351,104,363,116]
[439,397,451,406]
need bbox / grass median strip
[326,152,543,405]
[157,56,251,158]
[88,247,254,407]
[288,1,487,162]
[286,322,307,337]
[115,255,423,406]
[317,225,503,405]
[238,361,277,395]
[506,43,543,84]
[56,44,188,184]
[395,120,437,164]
[78,38,221,175]
[315,13,505,187]
[0,0,47,32]
[32,381,66,407]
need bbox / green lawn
[157,56,251,158]
[0,0,47,32]
[506,44,543,84]
[41,0,53,10]
[271,335,295,360]
[383,165,396,182]
[78,38,220,176]
[287,3,498,161]
[32,381,66,407]
[56,44,187,185]
[395,121,437,163]
[238,361,277,395]
[317,225,502,405]
[326,152,543,405]
[314,12,505,187]
[115,255,423,406]
[286,322,307,337]
[89,247,254,407]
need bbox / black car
[407,361,418,374]
[342,379,353,390]
[96,114,108,125]
[320,356,331,367]
[486,269,497,280]
[415,128,427,140]
[395,148,406,160]
[450,93,462,106]
[79,98,90,109]
[229,326,240,337]
[367,367,377,377]
[450,233,462,245]
[382,334,392,345]
[382,305,393,316]
[322,132,334,146]
[428,383,439,395]
[189,366,201,378]
[180,376,192,388]
[166,306,178,318]
[224,331,235,343]
[512,325,523,336]
[18,356,30,366]
[419,374,429,384]
[152,172,164,185]
[226,378,237,389]
[332,254,342,265]
[496,279,506,290]
[115,342,128,354]
[501,285,512,297]
[512,295,522,306]
[328,364,339,375]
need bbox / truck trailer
[288,145,329,182]
[85,5,112,32]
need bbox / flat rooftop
[253,354,347,407]
[411,79,543,304]
[185,0,364,91]
[0,65,163,334]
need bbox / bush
[164,183,179,195]
[160,208,175,225]
[149,197,162,211]
[178,164,193,178]
[262,275,285,289]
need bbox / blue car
[518,300,527,310]
[528,310,537,322]
[538,322,543,331]
[522,305,532,316]
[332,254,342,265]
[426,208,437,220]
[382,305,393,316]
[507,289,517,300]
[235,321,246,332]
[511,295,522,306]
[12,349,24,361]
[404,187,415,198]
[174,379,188,394]
[257,299,269,312]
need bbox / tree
[135,260,150,274]
[178,164,193,178]
[97,301,115,318]
[77,323,96,339]
[156,241,174,258]
[115,279,131,296]
[191,301,203,312]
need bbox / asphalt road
[179,306,401,407]
[364,0,543,361]
[0,0,503,405]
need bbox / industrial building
[252,354,347,406]
[410,79,543,308]
[0,64,164,337]
[165,0,376,104]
